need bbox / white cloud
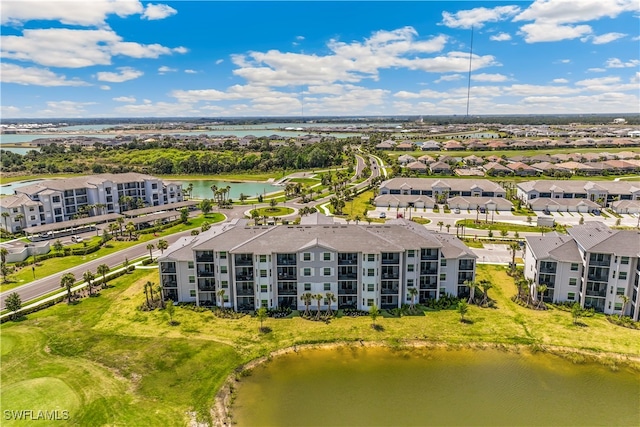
[575,76,621,86]
[0,0,144,26]
[184,69,197,74]
[514,0,639,43]
[435,74,463,83]
[142,3,177,20]
[552,78,569,83]
[587,32,626,44]
[113,96,136,102]
[471,73,509,82]
[1,28,187,68]
[0,105,21,117]
[441,5,520,29]
[39,100,96,117]
[1,63,89,86]
[587,68,606,73]
[490,32,512,41]
[231,27,452,87]
[518,23,592,43]
[96,67,143,82]
[100,85,111,90]
[503,84,581,96]
[215,59,224,65]
[631,72,640,84]
[605,58,640,68]
[158,65,177,74]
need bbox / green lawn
[333,189,376,221]
[251,207,295,217]
[1,265,638,425]
[456,219,564,233]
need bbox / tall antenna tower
[466,26,474,118]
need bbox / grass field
[456,219,563,233]
[251,207,295,217]
[1,265,638,425]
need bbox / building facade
[524,222,640,320]
[1,173,182,232]
[158,214,477,312]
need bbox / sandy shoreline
[210,339,640,427]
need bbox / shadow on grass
[371,324,385,332]
[168,320,181,326]
[460,318,474,325]
[259,326,272,334]
[573,321,588,328]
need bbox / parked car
[379,212,386,218]
[454,208,460,214]
[542,209,551,215]
[591,209,601,216]
[71,235,83,243]
[479,207,486,214]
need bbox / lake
[232,346,639,426]
[173,179,282,200]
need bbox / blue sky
[1,0,639,118]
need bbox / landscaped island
[1,264,638,426]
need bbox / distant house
[463,155,484,166]
[429,161,453,175]
[443,140,465,151]
[420,140,441,151]
[397,154,417,165]
[506,162,538,176]
[395,142,415,151]
[482,162,513,176]
[375,141,395,150]
[418,155,436,165]
[405,161,428,174]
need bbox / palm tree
[0,247,8,266]
[1,211,10,232]
[157,239,168,254]
[156,284,165,308]
[479,279,493,306]
[314,293,323,319]
[300,292,313,317]
[325,292,336,316]
[60,272,75,304]
[408,287,418,312]
[186,183,194,200]
[619,294,630,318]
[369,303,380,327]
[146,243,155,261]
[445,224,451,233]
[217,289,226,308]
[83,270,95,297]
[437,221,444,231]
[143,281,151,308]
[269,198,278,211]
[97,264,110,288]
[464,279,478,304]
[52,239,64,255]
[15,213,24,231]
[509,242,519,275]
[536,284,548,309]
[457,301,468,322]
[116,217,125,236]
[125,221,136,240]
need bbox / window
[367,268,375,277]
[619,272,627,280]
[440,259,447,267]
[614,302,623,310]
[260,269,267,278]
[260,285,268,293]
[220,266,227,274]
[367,283,374,292]
[570,263,579,271]
[621,256,629,265]
[567,292,575,301]
[221,280,228,288]
[223,294,229,302]
[617,287,625,295]
[569,278,577,286]
[219,251,227,259]
[52,196,60,203]
[303,253,311,261]
[261,299,268,308]
[324,252,331,261]
[259,255,267,262]
[407,279,414,287]
[190,290,196,297]
[303,268,311,276]
[324,283,331,291]
[367,299,374,307]
[407,250,415,258]
[439,273,446,281]
[304,283,311,291]
[368,254,375,262]
[323,267,331,276]
[407,264,414,272]
[189,276,195,283]
[188,261,194,269]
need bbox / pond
[232,346,639,427]
[173,179,282,200]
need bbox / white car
[71,235,83,243]
[454,208,460,214]
[379,212,386,218]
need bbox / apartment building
[524,222,640,320]
[376,178,510,210]
[516,180,640,212]
[158,214,477,312]
[1,173,182,232]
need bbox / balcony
[196,254,214,263]
[197,270,214,277]
[381,287,399,295]
[586,289,606,298]
[540,267,557,274]
[338,273,358,280]
[421,250,438,261]
[198,284,216,291]
[420,269,438,275]
[234,256,253,266]
[381,258,400,265]
[161,265,176,274]
[236,287,254,296]
[338,256,358,265]
[338,281,358,294]
[538,281,556,288]
[276,255,297,265]
[587,274,608,282]
[459,261,475,271]
[161,280,177,288]
[589,259,611,267]
[277,286,297,296]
